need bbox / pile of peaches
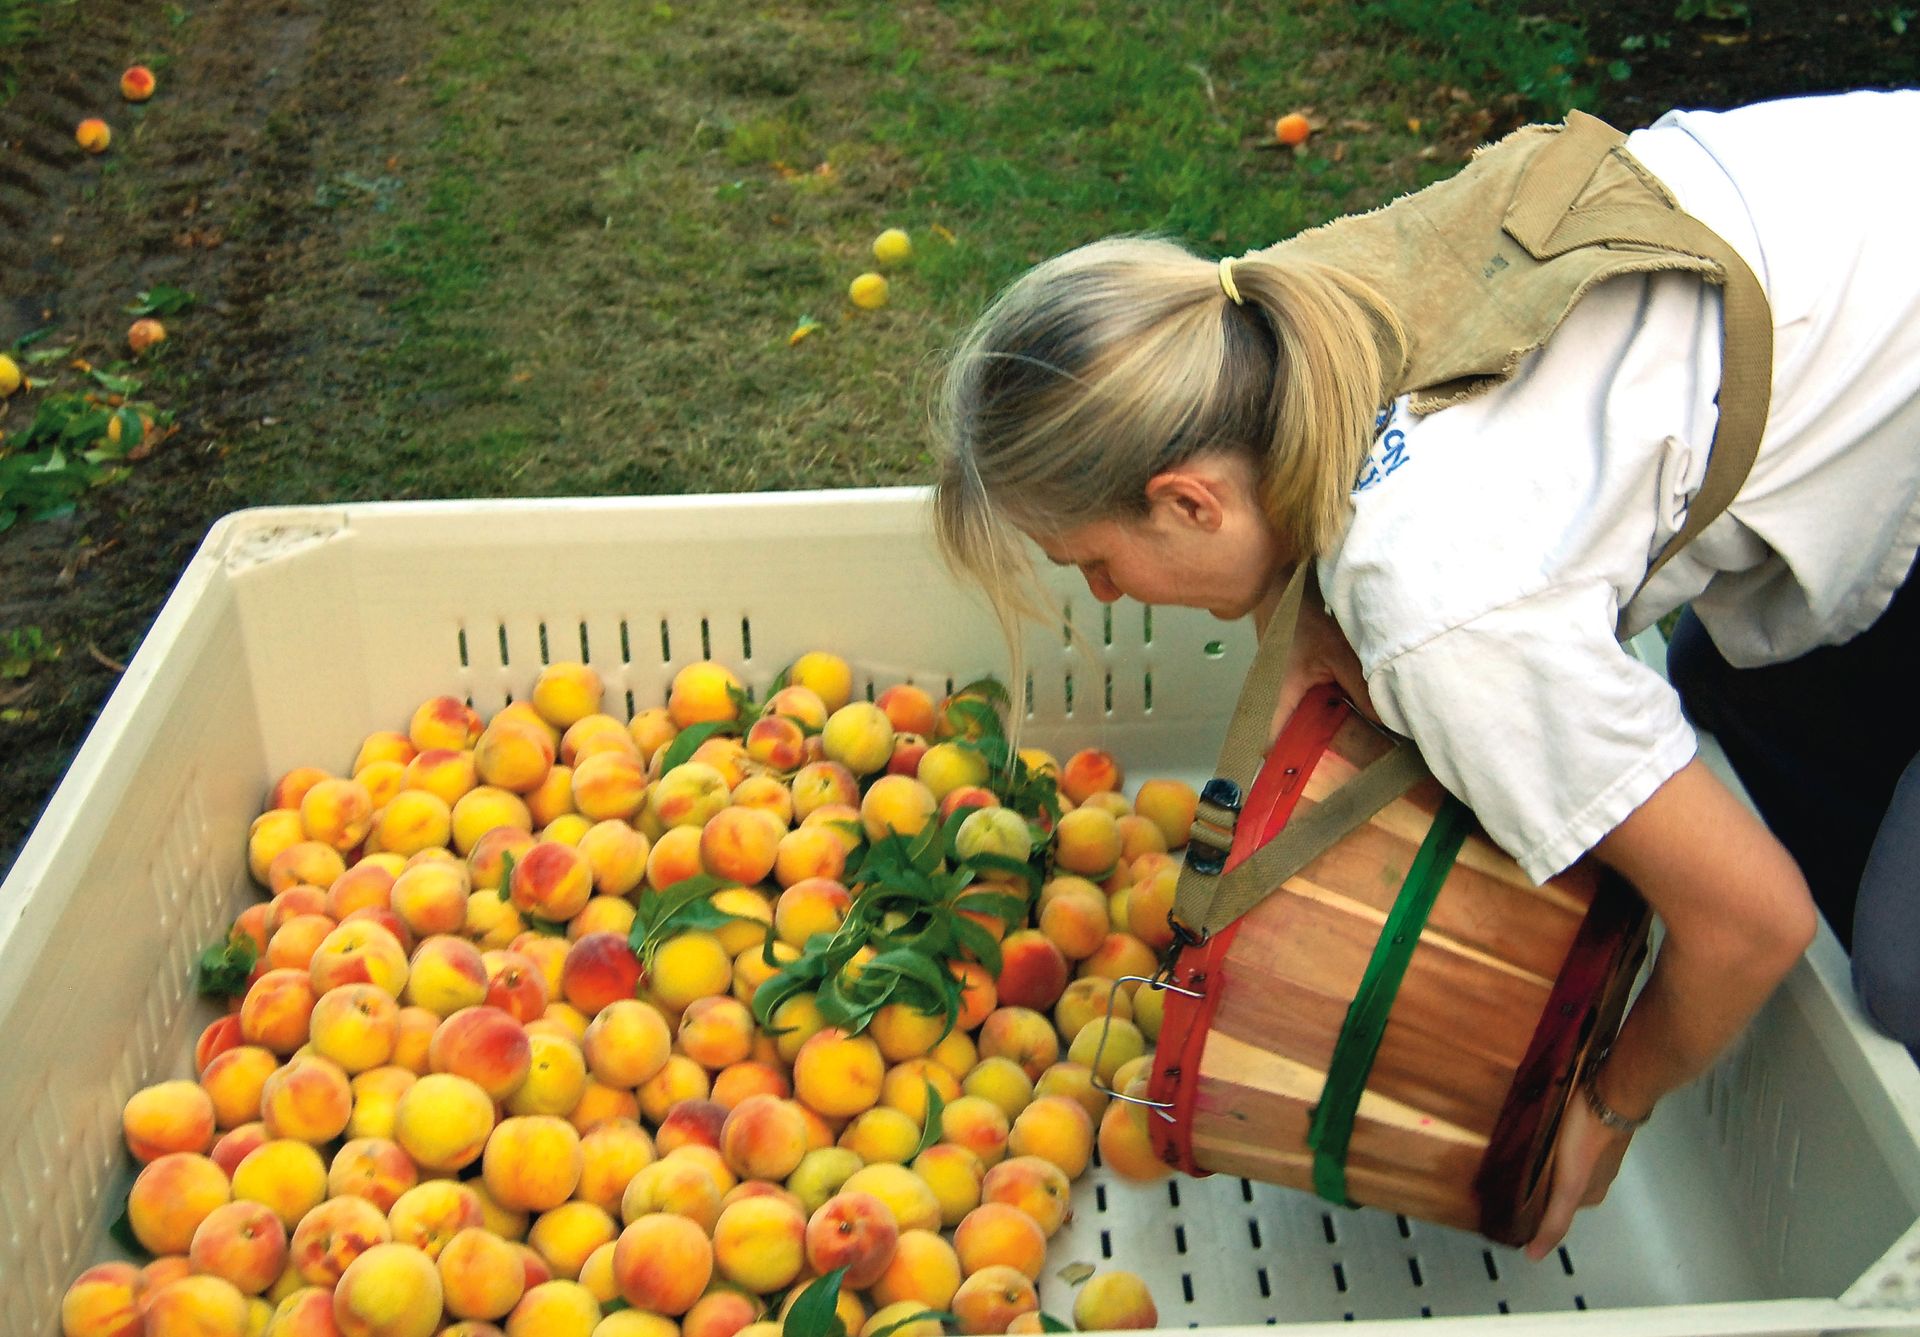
[61,651,1203,1337]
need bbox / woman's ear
[1143,465,1230,532]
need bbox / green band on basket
[1308,795,1475,1207]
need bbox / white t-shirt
[1318,90,1920,884]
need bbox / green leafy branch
[629,873,752,970]
[196,933,259,999]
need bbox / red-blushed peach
[877,1056,962,1126]
[913,1142,987,1229]
[791,1028,884,1120]
[239,968,319,1055]
[128,1152,230,1255]
[403,933,488,1016]
[438,1226,526,1322]
[249,809,309,889]
[260,1055,353,1143]
[264,1285,341,1334]
[755,685,823,735]
[1059,748,1123,806]
[1072,1271,1159,1330]
[679,995,757,1070]
[59,1260,142,1336]
[505,1030,588,1118]
[483,949,551,1023]
[620,1156,723,1232]
[1125,860,1178,951]
[571,1115,656,1214]
[789,761,859,822]
[387,1179,486,1260]
[200,1046,277,1130]
[1113,813,1167,866]
[328,1136,418,1212]
[468,824,537,893]
[571,751,647,822]
[981,1155,1072,1238]
[992,932,1069,1014]
[267,912,339,972]
[327,858,401,919]
[387,1009,439,1076]
[711,1196,807,1294]
[667,661,745,729]
[576,819,650,897]
[729,775,794,828]
[428,1004,533,1099]
[230,1139,327,1230]
[647,761,731,832]
[1007,1092,1096,1180]
[122,1079,217,1162]
[140,1275,250,1335]
[581,996,672,1086]
[187,1199,288,1295]
[654,1096,727,1153]
[453,788,536,857]
[286,1193,391,1287]
[506,840,591,922]
[266,884,330,934]
[475,716,557,795]
[627,705,679,763]
[561,930,644,1013]
[642,824,703,895]
[950,1264,1039,1334]
[744,714,807,772]
[410,694,483,751]
[637,1054,713,1125]
[331,1241,442,1337]
[771,825,846,890]
[612,1213,712,1314]
[916,742,990,801]
[772,877,852,950]
[804,1189,900,1289]
[1096,1077,1173,1182]
[868,1228,963,1311]
[938,785,1001,825]
[947,960,998,1035]
[209,1121,270,1178]
[355,731,417,779]
[1036,880,1110,962]
[130,1257,194,1317]
[1076,932,1159,994]
[267,765,334,814]
[307,918,410,998]
[482,1114,584,1212]
[512,932,571,996]
[953,1201,1048,1280]
[341,905,416,960]
[562,713,638,767]
[976,1008,1060,1083]
[689,736,750,789]
[886,731,932,779]
[270,844,348,898]
[300,777,375,852]
[682,1286,763,1337]
[820,702,894,776]
[532,998,591,1046]
[840,1163,941,1235]
[650,931,733,1011]
[696,805,781,886]
[392,1072,496,1172]
[874,682,938,737]
[938,1095,1011,1169]
[308,982,400,1073]
[404,745,480,807]
[717,1093,810,1181]
[387,859,469,938]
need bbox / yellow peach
[231,1140,327,1230]
[840,1163,941,1235]
[392,1072,496,1172]
[868,1228,963,1311]
[301,777,375,852]
[911,1142,986,1228]
[612,1213,712,1314]
[332,1241,443,1337]
[123,1079,217,1162]
[711,1196,808,1293]
[142,1275,250,1336]
[527,1200,617,1280]
[438,1226,526,1321]
[577,819,650,896]
[452,788,535,856]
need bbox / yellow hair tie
[1218,255,1245,306]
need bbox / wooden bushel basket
[1142,684,1651,1246]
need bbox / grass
[217,0,1591,514]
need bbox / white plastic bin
[4,490,1920,1337]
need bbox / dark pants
[1667,574,1920,1046]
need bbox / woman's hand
[1256,573,1378,741]
[1524,1096,1633,1260]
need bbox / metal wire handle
[1090,974,1203,1123]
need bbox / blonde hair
[932,234,1405,655]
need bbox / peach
[569,1115,654,1212]
[286,1194,390,1287]
[527,1200,617,1280]
[196,1014,246,1077]
[327,859,400,919]
[209,1120,270,1179]
[1073,1271,1158,1330]
[300,778,375,852]
[392,1072,496,1171]
[870,682,936,737]
[438,1227,526,1321]
[360,729,418,773]
[483,949,551,1022]
[128,1152,230,1255]
[645,762,728,832]
[1005,1095,1094,1179]
[430,1005,533,1099]
[141,1275,249,1335]
[719,1094,810,1181]
[977,1007,1061,1082]
[1067,1016,1144,1086]
[805,1189,900,1288]
[341,904,417,958]
[187,1199,288,1295]
[1124,860,1178,951]
[791,1028,885,1120]
[475,718,557,795]
[930,1028,979,1081]
[328,1136,417,1212]
[771,825,846,889]
[912,1142,986,1229]
[410,695,483,751]
[916,742,990,801]
[404,934,489,1015]
[976,1156,1069,1240]
[468,823,537,889]
[60,1260,141,1336]
[453,788,536,856]
[937,785,1000,825]
[667,661,745,729]
[1059,749,1123,806]
[506,841,591,921]
[759,684,826,732]
[309,983,400,1073]
[562,1078,636,1135]
[790,761,859,821]
[267,766,333,814]
[239,968,318,1054]
[1129,979,1165,1042]
[387,1179,486,1259]
[689,736,751,788]
[862,1002,941,1064]
[858,774,936,844]
[263,1286,339,1334]
[781,1144,860,1215]
[513,932,572,996]
[269,843,347,897]
[992,932,1068,1014]
[713,1063,792,1117]
[528,662,603,729]
[1096,1078,1173,1181]
[131,1257,195,1315]
[773,878,852,949]
[261,1055,353,1144]
[878,1057,962,1125]
[711,1196,808,1293]
[384,859,467,937]
[613,1213,712,1314]
[887,732,932,778]
[230,1140,326,1231]
[122,1079,217,1162]
[730,774,794,826]
[621,1155,724,1231]
[266,884,330,932]
[745,714,808,772]
[869,1229,963,1311]
[201,1046,278,1129]
[840,1164,941,1235]
[954,1201,1047,1281]
[563,713,638,766]
[332,1242,443,1337]
[634,1053,709,1123]
[951,1264,1039,1335]
[863,1302,945,1337]
[388,1009,440,1075]
[371,789,453,858]
[679,995,756,1069]
[1077,933,1159,992]
[1037,880,1110,961]
[623,705,676,762]
[1132,777,1199,848]
[505,1030,588,1117]
[709,886,774,956]
[734,942,796,1010]
[1032,1062,1106,1125]
[835,1106,918,1166]
[404,747,480,806]
[643,824,704,894]
[952,807,1031,864]
[961,1057,1035,1123]
[570,751,646,822]
[819,702,893,776]
[699,805,783,885]
[1053,976,1130,1045]
[651,931,733,1010]
[1052,806,1123,879]
[655,1096,727,1152]
[267,912,338,972]
[581,996,672,1085]
[683,1287,763,1337]
[483,1115,583,1212]
[577,820,650,896]
[784,652,851,711]
[938,1095,1011,1169]
[1113,813,1167,866]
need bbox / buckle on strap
[1184,777,1243,876]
